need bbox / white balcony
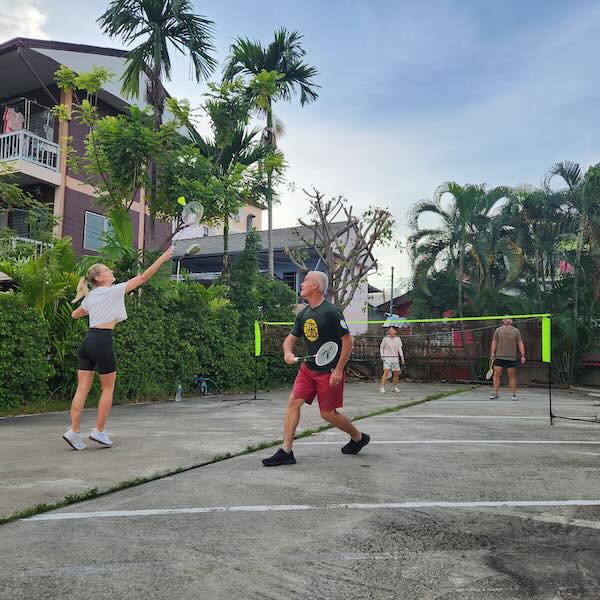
[0,130,61,186]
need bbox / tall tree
[408,182,510,319]
[98,0,217,244]
[98,0,216,128]
[409,182,509,377]
[224,28,319,275]
[284,188,395,310]
[544,161,586,382]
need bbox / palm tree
[409,182,511,378]
[98,0,217,245]
[544,161,586,382]
[409,182,510,318]
[223,28,319,275]
[198,125,270,272]
[502,185,567,307]
[98,0,216,128]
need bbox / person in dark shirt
[262,271,370,466]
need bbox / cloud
[0,0,48,39]
[272,3,600,285]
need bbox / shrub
[0,294,52,408]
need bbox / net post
[253,321,260,401]
[548,360,553,426]
[254,321,261,358]
[542,316,553,425]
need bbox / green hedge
[112,286,256,400]
[0,295,52,407]
[2,275,298,409]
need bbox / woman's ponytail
[72,264,104,303]
[72,277,90,303]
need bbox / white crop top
[81,282,128,328]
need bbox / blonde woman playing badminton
[63,246,174,450]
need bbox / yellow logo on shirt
[304,318,319,342]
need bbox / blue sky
[2,0,600,290]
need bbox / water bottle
[175,384,183,402]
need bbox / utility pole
[389,266,394,315]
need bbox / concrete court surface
[0,382,457,520]
[1,387,600,599]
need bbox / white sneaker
[511,395,518,401]
[393,386,400,393]
[63,429,87,451]
[489,392,498,400]
[89,428,113,447]
[379,386,386,394]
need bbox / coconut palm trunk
[266,102,274,275]
[457,232,477,380]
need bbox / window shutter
[84,212,107,251]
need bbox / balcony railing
[0,130,60,172]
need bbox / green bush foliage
[1,225,299,408]
[0,295,52,408]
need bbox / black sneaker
[341,433,370,455]
[262,448,296,467]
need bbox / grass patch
[0,386,470,526]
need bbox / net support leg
[253,354,258,401]
[548,362,553,426]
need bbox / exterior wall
[61,186,175,255]
[342,280,368,335]
[62,187,103,254]
[176,205,264,240]
[227,204,263,234]
[143,213,172,251]
[67,98,120,177]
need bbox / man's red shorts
[292,362,344,412]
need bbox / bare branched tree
[285,188,395,309]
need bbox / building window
[282,271,297,292]
[203,226,209,236]
[246,214,255,232]
[84,211,109,251]
[233,208,242,222]
[7,209,31,238]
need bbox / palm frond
[544,160,583,192]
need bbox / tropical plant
[224,28,319,275]
[408,182,513,318]
[98,0,216,128]
[98,0,217,243]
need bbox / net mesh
[257,314,600,424]
[259,316,548,383]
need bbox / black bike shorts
[78,328,116,374]
[494,358,518,369]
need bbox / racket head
[314,341,339,366]
[485,358,494,380]
[181,201,204,226]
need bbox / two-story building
[0,37,263,254]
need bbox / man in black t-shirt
[262,271,370,466]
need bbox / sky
[2,0,600,295]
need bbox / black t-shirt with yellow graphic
[290,300,350,372]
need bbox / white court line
[25,500,600,522]
[295,440,600,445]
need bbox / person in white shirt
[62,246,173,450]
[379,326,405,394]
